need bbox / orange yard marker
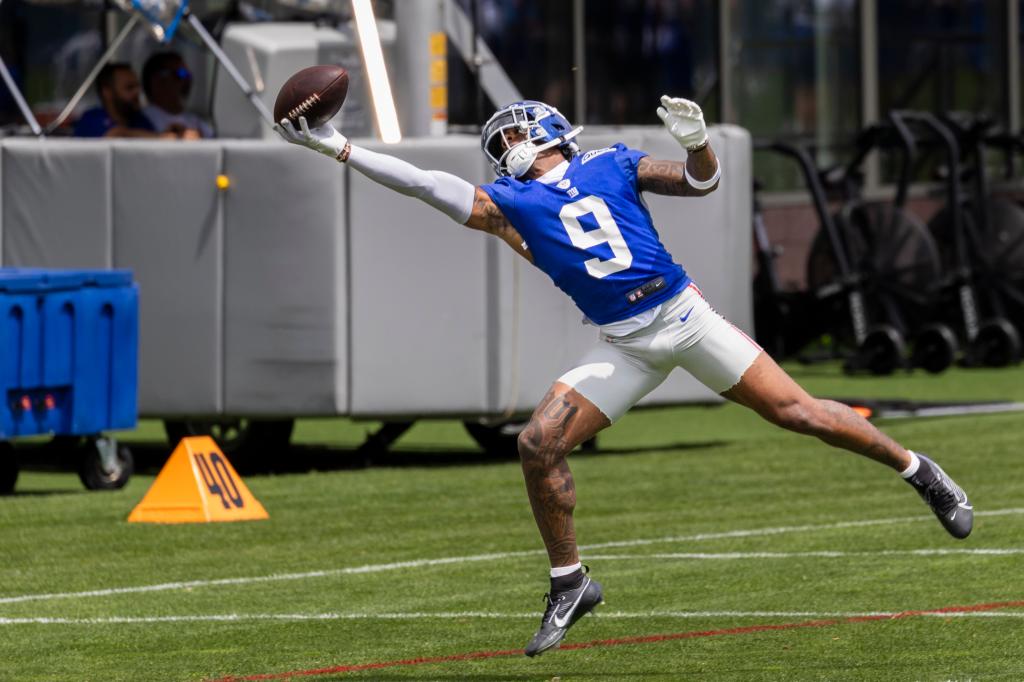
[128,436,268,523]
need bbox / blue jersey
[481,144,689,325]
[74,107,155,137]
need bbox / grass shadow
[16,438,731,478]
[1,489,87,497]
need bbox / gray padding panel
[348,136,489,416]
[111,142,223,415]
[712,125,754,332]
[221,142,343,414]
[2,140,111,267]
[0,130,750,421]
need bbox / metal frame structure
[715,0,1022,130]
[43,15,142,135]
[0,54,41,136]
[722,0,1019,199]
[1008,0,1021,133]
[4,0,1023,152]
[8,0,272,136]
[559,0,1021,151]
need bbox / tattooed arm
[464,188,534,262]
[637,145,721,197]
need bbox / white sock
[550,562,582,578]
[899,450,921,478]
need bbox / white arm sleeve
[346,145,476,224]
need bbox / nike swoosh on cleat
[949,511,956,521]
[679,307,694,323]
[551,578,590,628]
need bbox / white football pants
[558,283,762,422]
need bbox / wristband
[337,142,352,163]
[684,162,721,191]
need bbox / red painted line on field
[208,599,1024,681]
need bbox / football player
[278,97,973,657]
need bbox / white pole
[0,56,42,136]
[185,12,273,124]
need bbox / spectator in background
[73,62,159,138]
[142,51,213,139]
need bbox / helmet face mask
[481,101,583,177]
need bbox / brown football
[274,64,349,128]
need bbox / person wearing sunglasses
[142,51,213,139]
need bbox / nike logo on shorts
[679,307,695,324]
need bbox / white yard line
[587,548,1024,560]
[1,507,1021,606]
[579,507,1024,550]
[2,610,1023,625]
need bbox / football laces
[288,93,321,121]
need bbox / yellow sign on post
[128,436,269,523]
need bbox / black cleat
[906,453,973,539]
[524,573,603,657]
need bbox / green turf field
[1,363,1023,681]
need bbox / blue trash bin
[0,268,138,492]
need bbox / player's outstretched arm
[640,95,721,197]
[276,116,475,223]
[277,116,532,261]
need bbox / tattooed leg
[517,383,611,568]
[722,353,912,471]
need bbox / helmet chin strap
[502,126,583,178]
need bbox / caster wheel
[78,437,133,491]
[912,324,958,374]
[968,318,1021,368]
[849,325,905,375]
[0,442,17,494]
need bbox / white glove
[275,116,349,160]
[657,95,708,152]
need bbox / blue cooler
[0,269,138,492]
